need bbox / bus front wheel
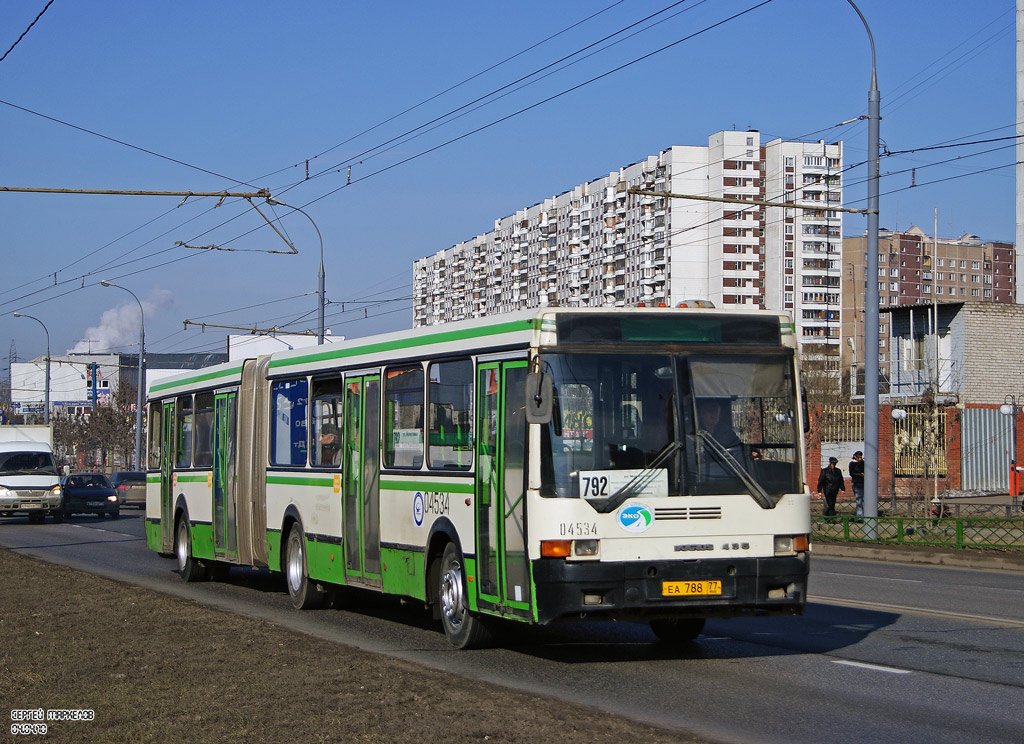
[438,542,492,649]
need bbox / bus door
[160,400,175,552]
[475,361,531,620]
[342,374,382,587]
[212,391,238,560]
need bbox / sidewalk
[812,540,1024,572]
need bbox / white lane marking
[811,595,1024,628]
[833,660,911,675]
[817,571,922,583]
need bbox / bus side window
[311,377,345,467]
[270,378,309,467]
[175,394,193,468]
[148,401,163,470]
[193,392,215,468]
[427,359,473,470]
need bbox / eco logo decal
[617,503,653,533]
[413,492,425,526]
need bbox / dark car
[60,473,119,519]
[110,471,146,508]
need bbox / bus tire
[438,542,492,649]
[176,512,208,582]
[649,617,706,643]
[285,524,324,610]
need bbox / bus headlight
[774,534,809,556]
[573,540,599,558]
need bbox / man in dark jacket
[848,450,865,517]
[816,457,845,516]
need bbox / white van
[0,441,63,523]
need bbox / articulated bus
[145,307,810,648]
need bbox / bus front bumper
[531,554,807,624]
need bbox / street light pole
[847,0,881,531]
[100,281,145,470]
[1000,395,1019,498]
[13,312,50,425]
[265,197,326,344]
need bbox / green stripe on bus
[176,474,209,483]
[190,521,215,561]
[266,475,336,488]
[380,547,426,600]
[150,364,245,393]
[145,518,161,551]
[266,530,282,572]
[380,478,474,494]
[307,539,346,585]
[269,317,540,370]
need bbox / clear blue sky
[0,0,1015,363]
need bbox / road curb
[812,541,1024,572]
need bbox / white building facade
[413,130,843,355]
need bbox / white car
[0,441,63,523]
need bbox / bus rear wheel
[285,524,324,610]
[649,617,706,643]
[176,513,208,582]
[438,542,492,649]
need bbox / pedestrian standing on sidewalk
[849,450,865,517]
[816,457,845,517]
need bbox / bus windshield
[539,352,800,506]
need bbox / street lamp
[13,312,50,425]
[999,395,1019,498]
[847,0,882,527]
[846,336,857,398]
[265,197,326,344]
[100,281,145,471]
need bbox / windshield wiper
[697,430,774,509]
[588,440,681,514]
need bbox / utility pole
[1016,0,1023,302]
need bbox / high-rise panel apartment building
[413,130,843,356]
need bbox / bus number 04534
[559,522,598,537]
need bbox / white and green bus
[146,307,810,648]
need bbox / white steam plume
[70,289,173,354]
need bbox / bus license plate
[662,580,722,597]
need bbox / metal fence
[817,404,864,443]
[811,498,1021,519]
[892,405,947,477]
[812,514,1024,550]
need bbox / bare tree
[51,383,137,471]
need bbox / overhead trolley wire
[254,0,631,184]
[298,0,709,186]
[0,0,55,64]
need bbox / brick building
[842,227,1015,390]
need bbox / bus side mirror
[525,372,552,424]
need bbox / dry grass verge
[0,549,702,743]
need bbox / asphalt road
[2,512,1022,744]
